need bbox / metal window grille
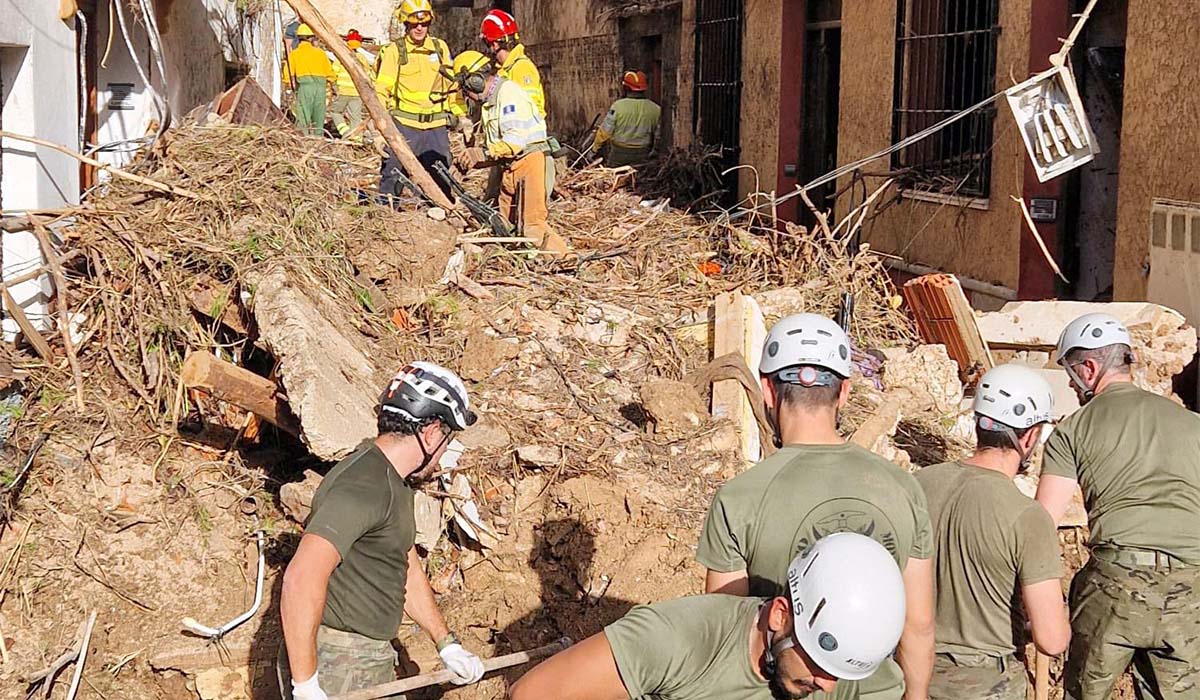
[891,0,1000,199]
[693,0,743,199]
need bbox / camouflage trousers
[277,625,401,699]
[928,652,1025,700]
[1065,555,1200,700]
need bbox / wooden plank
[711,292,767,465]
[901,274,993,381]
[1,286,54,362]
[181,351,300,435]
[216,77,293,129]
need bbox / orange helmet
[480,9,519,43]
[622,70,648,92]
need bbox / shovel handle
[331,637,572,700]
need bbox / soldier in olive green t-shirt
[698,314,936,700]
[278,363,485,700]
[1036,313,1200,700]
[918,364,1069,700]
[510,534,910,700]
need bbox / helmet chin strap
[1064,348,1130,404]
[980,416,1034,469]
[408,426,452,483]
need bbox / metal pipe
[180,530,266,639]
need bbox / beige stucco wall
[1112,1,1200,300]
[836,0,1033,291]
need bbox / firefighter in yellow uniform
[328,29,374,139]
[478,9,556,204]
[284,24,333,137]
[374,0,464,202]
[592,71,662,167]
[451,52,570,257]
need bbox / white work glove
[455,116,474,136]
[439,643,485,685]
[290,672,329,700]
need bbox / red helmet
[344,29,363,42]
[480,9,519,43]
[622,70,648,92]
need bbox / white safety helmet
[973,364,1054,429]
[760,313,853,379]
[379,361,476,431]
[785,533,906,681]
[1056,312,1132,360]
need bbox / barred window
[891,0,1000,199]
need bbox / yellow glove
[487,141,519,159]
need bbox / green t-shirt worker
[1035,313,1200,700]
[916,364,1070,700]
[510,533,907,700]
[697,313,936,700]
[278,362,486,700]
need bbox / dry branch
[0,130,202,199]
[30,216,85,410]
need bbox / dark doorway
[693,0,743,201]
[798,0,842,223]
[1063,0,1126,301]
[618,6,680,150]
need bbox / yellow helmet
[396,0,434,24]
[451,50,491,78]
[295,23,315,38]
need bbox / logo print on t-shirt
[791,498,900,561]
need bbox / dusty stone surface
[250,267,380,460]
[640,378,709,437]
[459,414,512,450]
[280,469,324,524]
[516,444,562,467]
[880,344,964,415]
[461,329,520,382]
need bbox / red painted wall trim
[1018,0,1070,299]
[776,0,805,224]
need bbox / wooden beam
[711,292,767,465]
[181,352,300,435]
[280,0,455,210]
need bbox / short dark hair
[1064,343,1133,369]
[774,375,844,410]
[975,423,1034,451]
[377,409,441,437]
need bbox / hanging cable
[112,0,165,137]
[75,11,89,161]
[135,0,171,133]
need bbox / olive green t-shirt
[306,441,415,641]
[697,443,934,595]
[915,462,1061,657]
[605,594,859,700]
[1042,382,1200,563]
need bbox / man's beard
[768,670,819,700]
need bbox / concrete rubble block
[880,344,964,415]
[195,667,252,700]
[460,329,520,382]
[849,397,913,470]
[571,303,647,347]
[977,301,1198,398]
[413,490,444,550]
[459,414,512,451]
[639,377,709,436]
[516,444,562,468]
[249,267,380,460]
[280,469,324,524]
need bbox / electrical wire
[136,0,171,133]
[112,0,164,132]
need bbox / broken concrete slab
[413,490,444,550]
[572,302,647,347]
[249,267,380,460]
[640,378,708,436]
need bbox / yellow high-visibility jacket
[481,78,548,159]
[374,35,465,129]
[283,41,333,81]
[498,44,545,119]
[593,96,661,150]
[330,47,375,97]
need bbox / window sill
[900,189,991,211]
